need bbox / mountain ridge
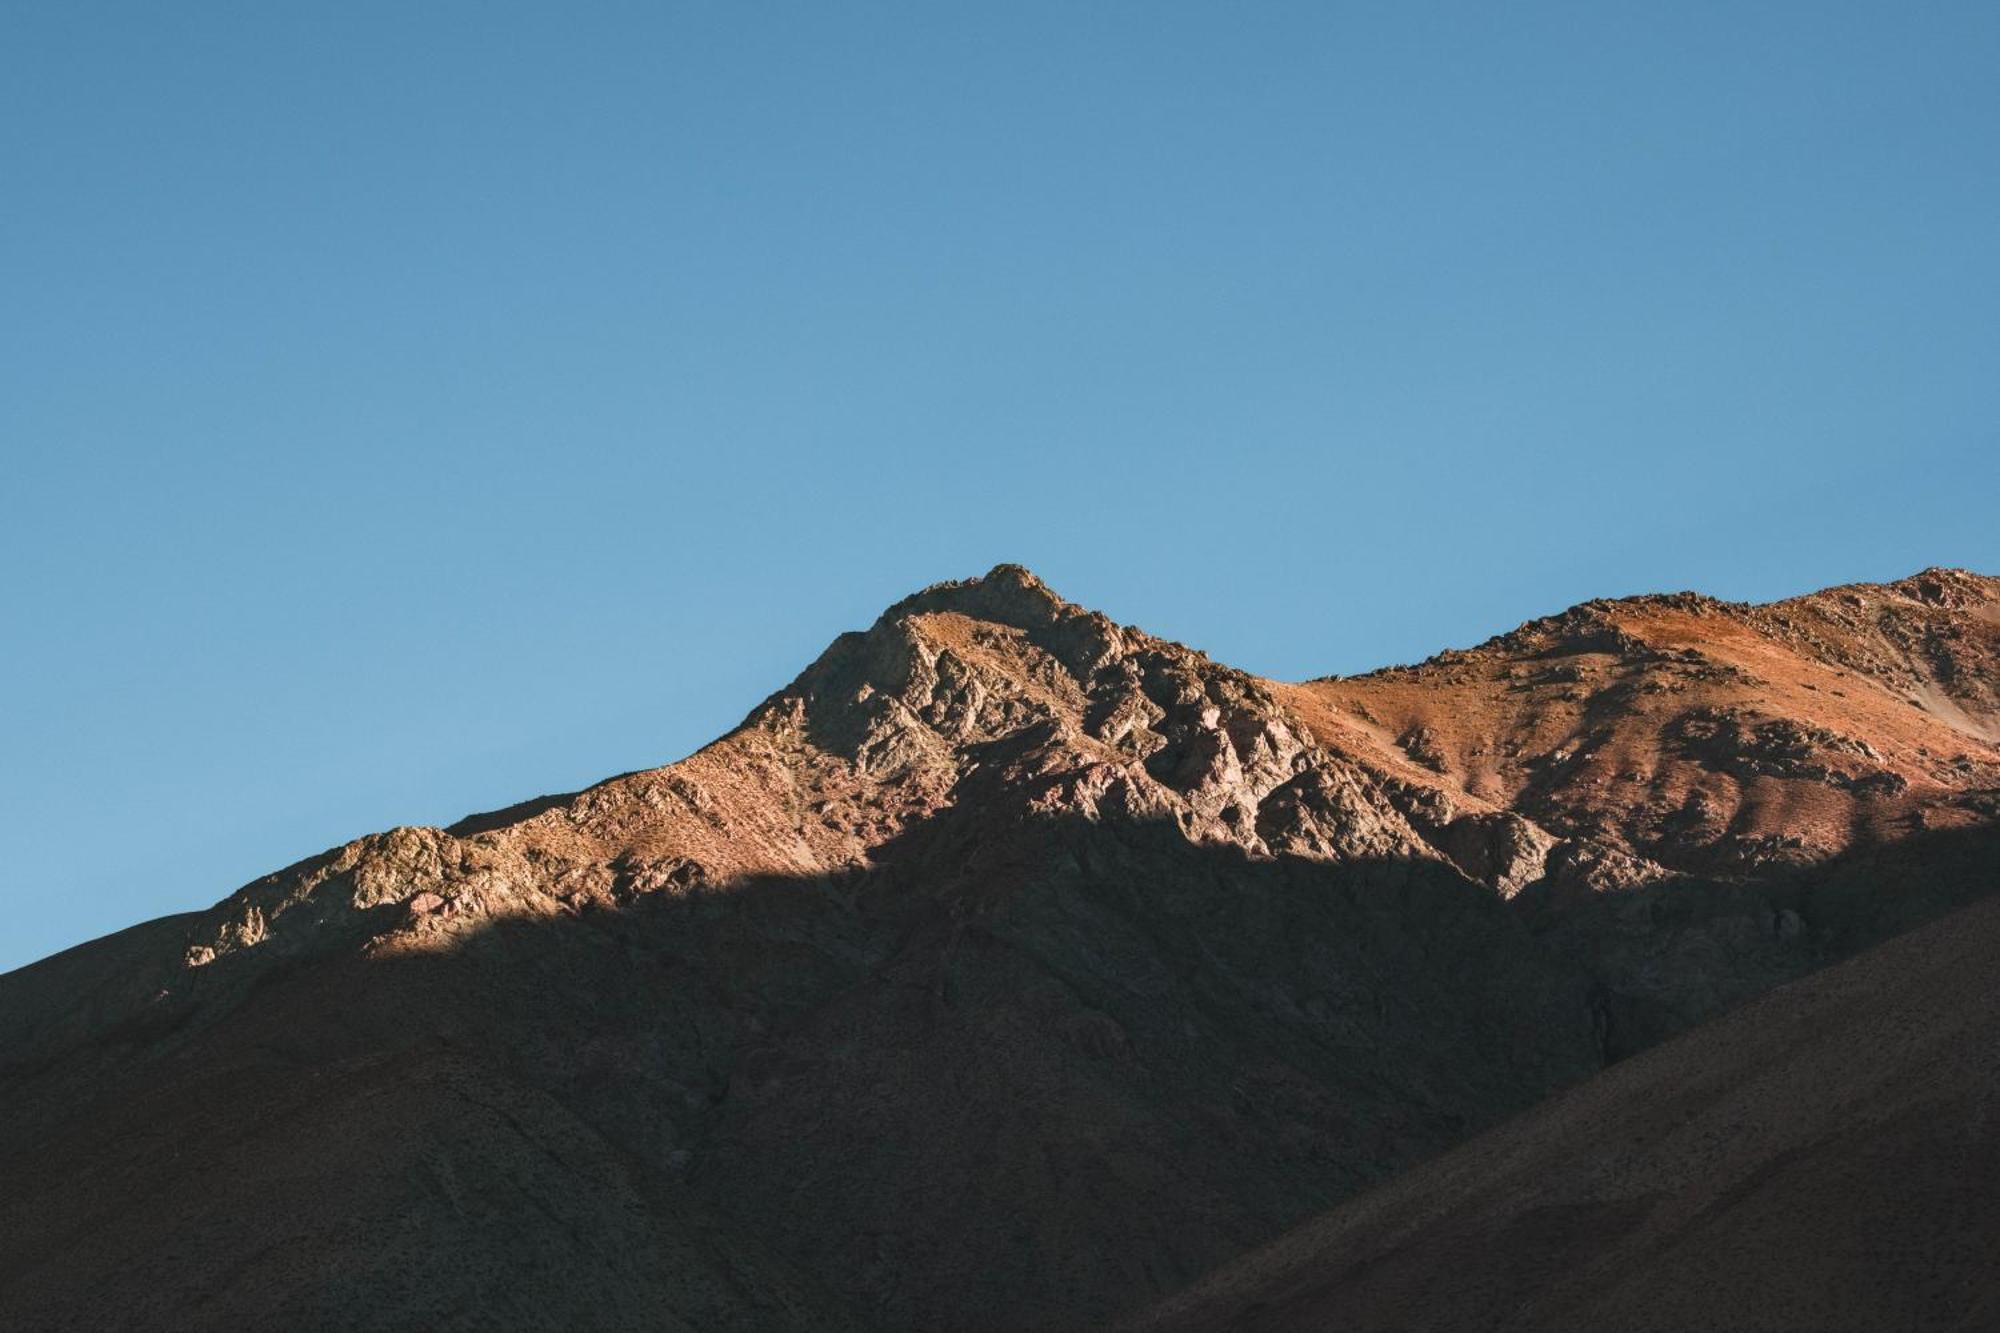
[2,562,1996,1331]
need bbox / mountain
[1123,884,2000,1333]
[2,564,1995,1331]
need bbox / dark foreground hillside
[2,565,1995,1330]
[1127,882,2000,1333]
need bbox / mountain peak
[87,562,2000,1008]
[879,562,1077,633]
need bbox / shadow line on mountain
[5,801,1999,1332]
[3,800,2000,1328]
[0,820,1592,1332]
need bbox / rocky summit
[3,564,1997,1331]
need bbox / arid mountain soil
[1124,876,2000,1333]
[2,565,1995,1331]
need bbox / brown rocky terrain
[1124,878,2000,1333]
[1,564,1995,1330]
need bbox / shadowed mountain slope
[2,565,1995,1331]
[1126,862,2000,1333]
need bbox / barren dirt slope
[1126,883,2000,1333]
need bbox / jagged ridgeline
[3,565,1997,1332]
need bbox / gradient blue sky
[4,2,1996,971]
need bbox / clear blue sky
[4,2,1995,971]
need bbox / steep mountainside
[1126,882,2000,1333]
[2,565,1995,1331]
